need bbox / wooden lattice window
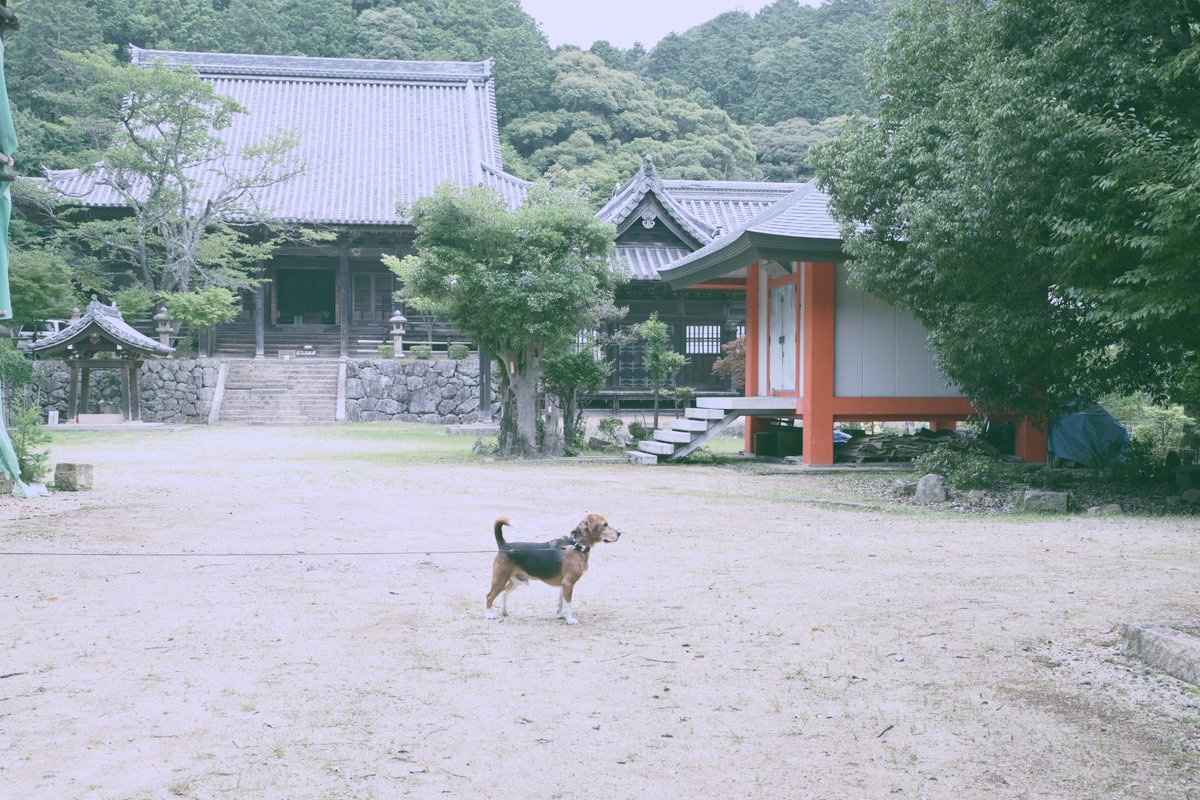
[685,324,722,355]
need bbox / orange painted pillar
[744,263,761,454]
[1014,416,1048,464]
[801,262,836,465]
[929,420,958,432]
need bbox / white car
[15,319,67,344]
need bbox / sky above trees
[518,0,819,48]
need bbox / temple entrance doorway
[274,268,336,325]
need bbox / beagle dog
[485,514,622,624]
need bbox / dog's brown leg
[485,557,515,619]
[558,559,583,624]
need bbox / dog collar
[567,535,590,553]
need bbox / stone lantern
[153,306,173,350]
[389,310,407,358]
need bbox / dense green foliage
[5,0,890,195]
[814,0,1200,419]
[639,1,891,126]
[385,183,618,457]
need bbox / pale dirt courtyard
[1,424,1198,800]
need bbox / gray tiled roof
[44,48,529,225]
[598,158,810,247]
[28,298,173,357]
[662,180,810,233]
[658,183,847,288]
[613,243,692,281]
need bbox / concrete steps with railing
[625,396,797,463]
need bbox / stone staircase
[627,396,798,463]
[215,359,341,424]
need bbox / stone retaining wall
[344,358,490,424]
[23,357,491,425]
[29,360,218,424]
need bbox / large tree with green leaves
[45,47,306,309]
[813,0,1200,418]
[386,183,620,457]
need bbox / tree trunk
[651,381,661,431]
[498,340,544,458]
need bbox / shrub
[712,336,745,392]
[597,416,624,445]
[628,420,649,440]
[9,403,51,483]
[913,443,1006,490]
[673,386,696,416]
[447,343,470,360]
[377,344,395,359]
[411,344,432,359]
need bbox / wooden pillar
[1015,417,1048,464]
[119,364,131,420]
[801,262,836,465]
[79,367,92,417]
[339,246,351,359]
[254,280,265,359]
[66,362,80,423]
[744,262,761,454]
[128,361,142,422]
[929,420,957,432]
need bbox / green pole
[0,35,15,319]
[0,10,34,496]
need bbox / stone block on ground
[53,463,94,491]
[0,472,13,495]
[891,478,917,496]
[1122,622,1200,687]
[1182,488,1200,505]
[1022,489,1069,512]
[1086,504,1123,515]
[445,423,500,437]
[625,450,659,466]
[914,473,948,504]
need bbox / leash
[0,542,594,559]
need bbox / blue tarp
[1048,405,1130,466]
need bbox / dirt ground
[2,424,1199,800]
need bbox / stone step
[696,396,796,412]
[625,449,660,465]
[653,429,694,444]
[637,440,674,456]
[669,418,711,433]
[685,406,727,421]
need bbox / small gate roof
[27,298,174,359]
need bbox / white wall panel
[834,266,960,398]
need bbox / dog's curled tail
[493,517,510,550]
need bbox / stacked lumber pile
[831,429,1003,464]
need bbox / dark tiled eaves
[613,243,692,281]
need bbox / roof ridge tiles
[129,46,493,84]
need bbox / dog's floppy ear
[579,513,603,541]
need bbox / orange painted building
[656,184,1048,465]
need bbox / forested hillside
[8,0,889,197]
